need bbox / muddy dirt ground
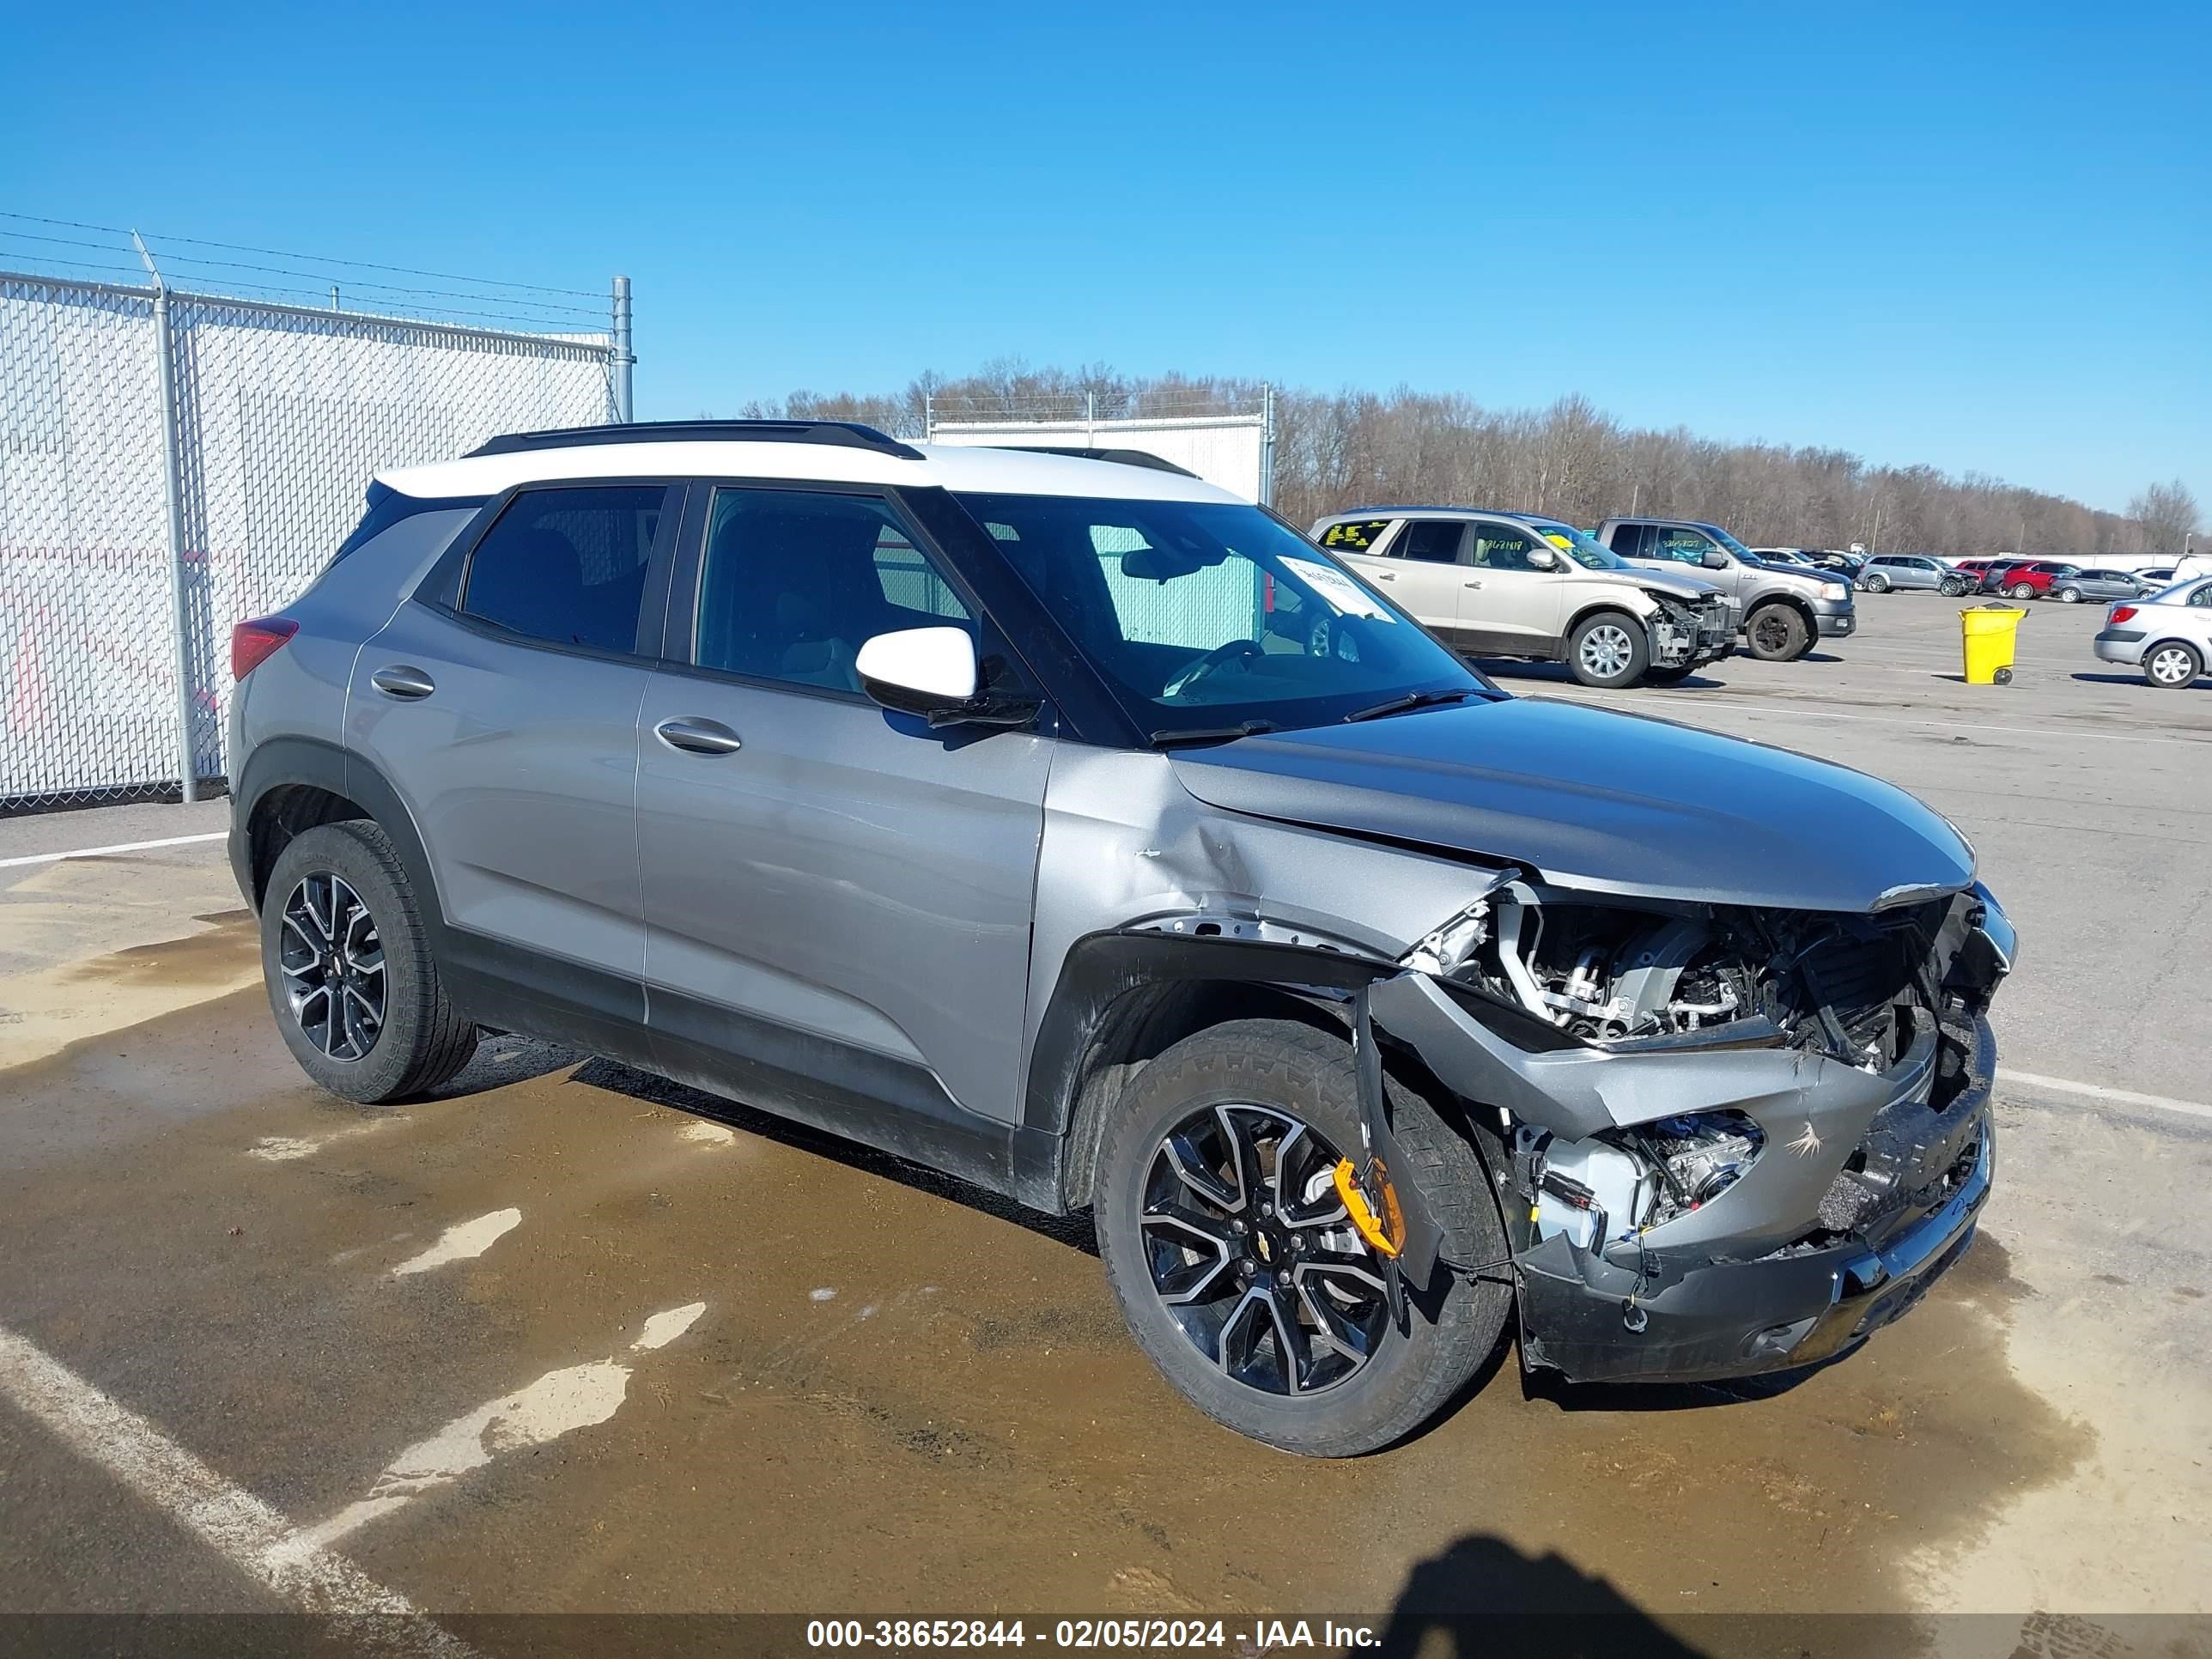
[1,598,2207,1656]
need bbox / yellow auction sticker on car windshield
[1543,532,1576,551]
[1287,558,1395,621]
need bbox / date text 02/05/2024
[805,1619,1382,1650]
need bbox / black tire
[1938,579,1967,597]
[2143,641,2203,690]
[1094,1019,1511,1457]
[2008,582,2036,600]
[1863,573,1889,592]
[2055,586,2082,604]
[260,820,477,1103]
[1564,610,1650,689]
[1745,603,1811,661]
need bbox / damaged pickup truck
[233,427,2011,1458]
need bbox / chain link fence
[2,269,623,810]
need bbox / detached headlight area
[1518,1110,1766,1251]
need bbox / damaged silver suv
[229,420,2014,1456]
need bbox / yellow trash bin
[1960,604,2026,684]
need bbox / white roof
[379,438,1245,505]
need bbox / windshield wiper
[1340,688,1478,724]
[1149,719,1278,747]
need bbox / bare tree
[2126,479,2201,555]
[731,363,2162,556]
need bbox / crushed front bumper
[1515,1073,1991,1383]
[1367,892,2008,1387]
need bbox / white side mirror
[855,626,977,714]
[1526,545,1559,570]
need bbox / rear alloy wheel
[1565,611,1650,689]
[2145,642,2203,690]
[1863,574,1889,592]
[1095,1020,1510,1456]
[2009,582,2037,600]
[261,820,478,1103]
[1746,602,1811,661]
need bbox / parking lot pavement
[1,597,2208,1655]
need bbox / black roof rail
[991,445,1200,479]
[465,419,923,461]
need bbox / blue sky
[3,0,2205,515]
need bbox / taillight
[232,616,299,680]
[2111,606,2137,626]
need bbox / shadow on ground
[1375,1534,1707,1656]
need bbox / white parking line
[1536,691,2205,748]
[1999,1069,2212,1125]
[0,1324,476,1656]
[0,830,228,870]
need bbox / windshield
[953,494,1493,738]
[1525,520,1630,571]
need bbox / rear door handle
[1371,570,1396,581]
[369,665,435,701]
[654,715,743,756]
[1464,580,1484,589]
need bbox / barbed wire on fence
[0,211,611,336]
[1,228,624,810]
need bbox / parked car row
[1310,510,1857,690]
[1852,555,2163,605]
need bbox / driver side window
[695,488,974,693]
[1470,524,1544,572]
[2188,584,2212,608]
[1653,527,1717,564]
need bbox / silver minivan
[1858,555,1948,593]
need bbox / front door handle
[1463,579,1484,590]
[369,665,436,701]
[1371,571,1396,581]
[654,715,743,756]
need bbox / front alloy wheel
[2057,587,2082,604]
[278,872,386,1060]
[1142,1103,1386,1395]
[1095,1019,1511,1455]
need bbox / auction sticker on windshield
[1288,558,1396,622]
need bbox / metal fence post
[135,234,200,804]
[1261,383,1277,508]
[611,275,635,422]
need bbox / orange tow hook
[1332,1158,1405,1259]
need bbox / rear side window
[1315,519,1393,553]
[1393,521,1467,564]
[1609,523,1653,557]
[459,484,675,654]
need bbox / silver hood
[1600,564,1721,603]
[1168,697,1974,913]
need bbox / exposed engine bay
[1410,884,1963,1068]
